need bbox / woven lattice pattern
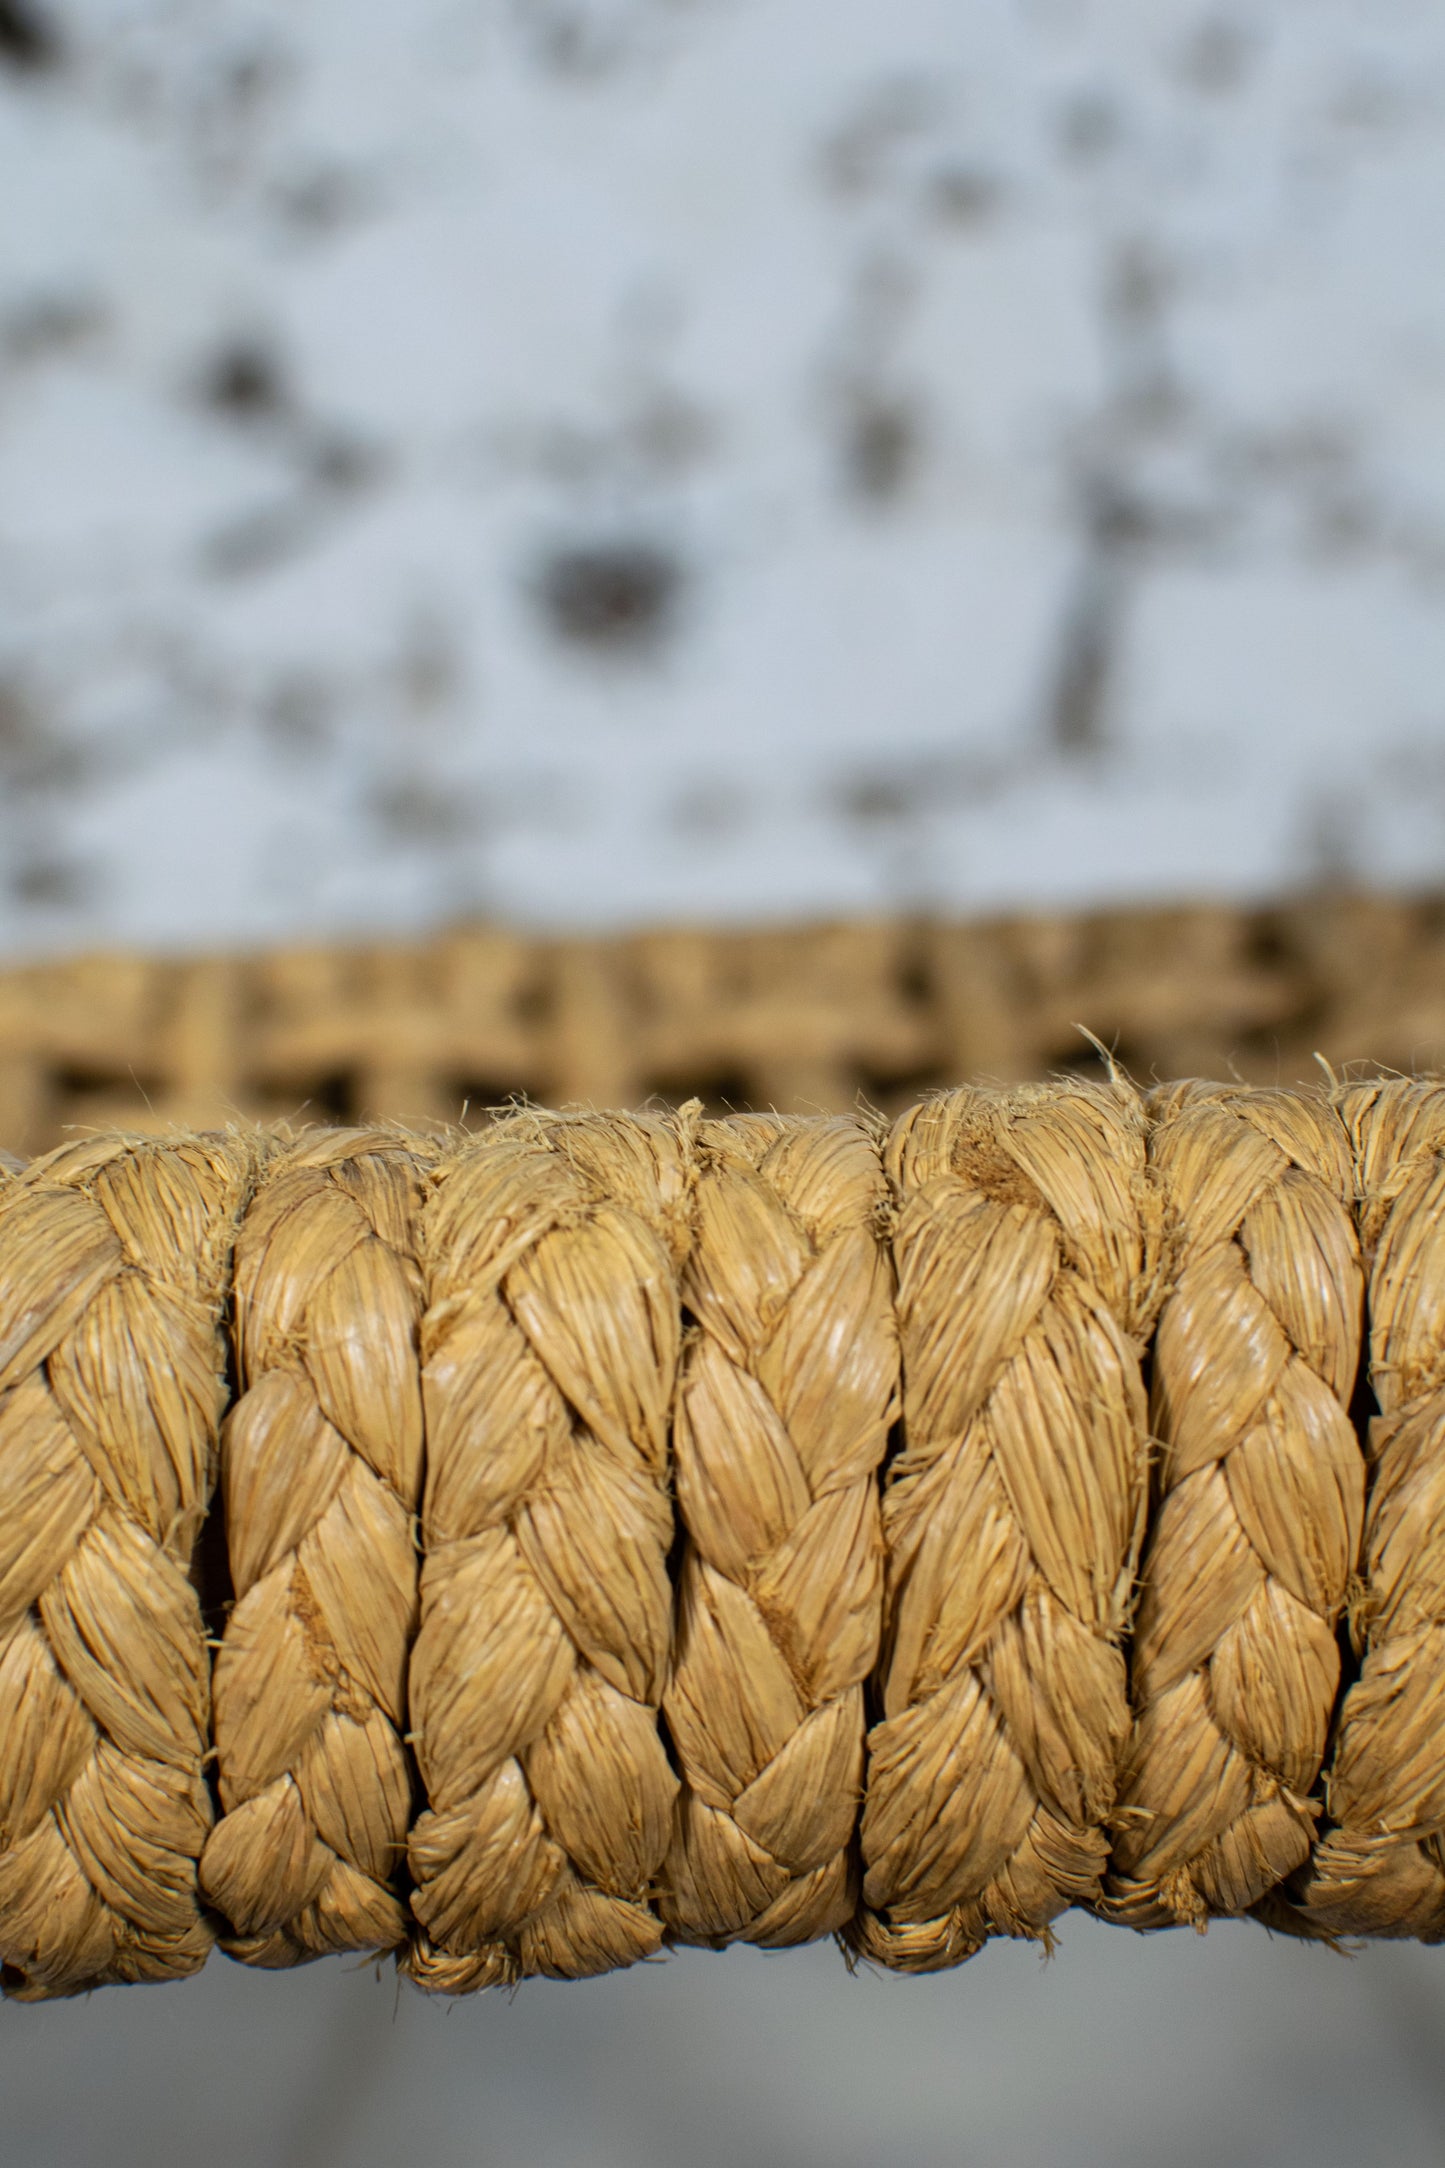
[7,896,1445,1156]
[6,1079,1445,2000]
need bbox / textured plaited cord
[404,1108,695,1989]
[857,1081,1164,1971]
[662,1114,898,1948]
[1107,1083,1365,1928]
[9,1085,1445,2000]
[201,1128,435,1965]
[0,1134,248,1999]
[1300,1080,1445,1936]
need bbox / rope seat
[1,1076,1442,2000]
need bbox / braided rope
[201,1129,434,1966]
[0,1135,248,1999]
[662,1113,897,1948]
[7,1085,1445,1998]
[1108,1084,1365,1928]
[404,1110,694,1990]
[857,1082,1161,1970]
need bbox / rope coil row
[1,1077,1444,1999]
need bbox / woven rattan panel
[2,892,1442,1158]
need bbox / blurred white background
[2,0,1445,954]
[4,2,1445,2161]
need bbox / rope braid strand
[1107,1084,1365,1928]
[857,1081,1162,1970]
[662,1113,898,1948]
[0,1134,249,1999]
[1300,1080,1445,1936]
[404,1109,694,1990]
[4,1080,1445,1998]
[201,1128,435,1966]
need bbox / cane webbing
[7,894,1445,1160]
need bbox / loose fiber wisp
[2,1077,1444,2000]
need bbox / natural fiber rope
[7,1080,1445,2000]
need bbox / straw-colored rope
[856,1082,1162,1970]
[201,1129,434,1966]
[0,1134,247,2000]
[662,1113,897,1948]
[10,1082,1445,2000]
[404,1109,694,1991]
[1300,1079,1445,1936]
[1107,1084,1365,1928]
